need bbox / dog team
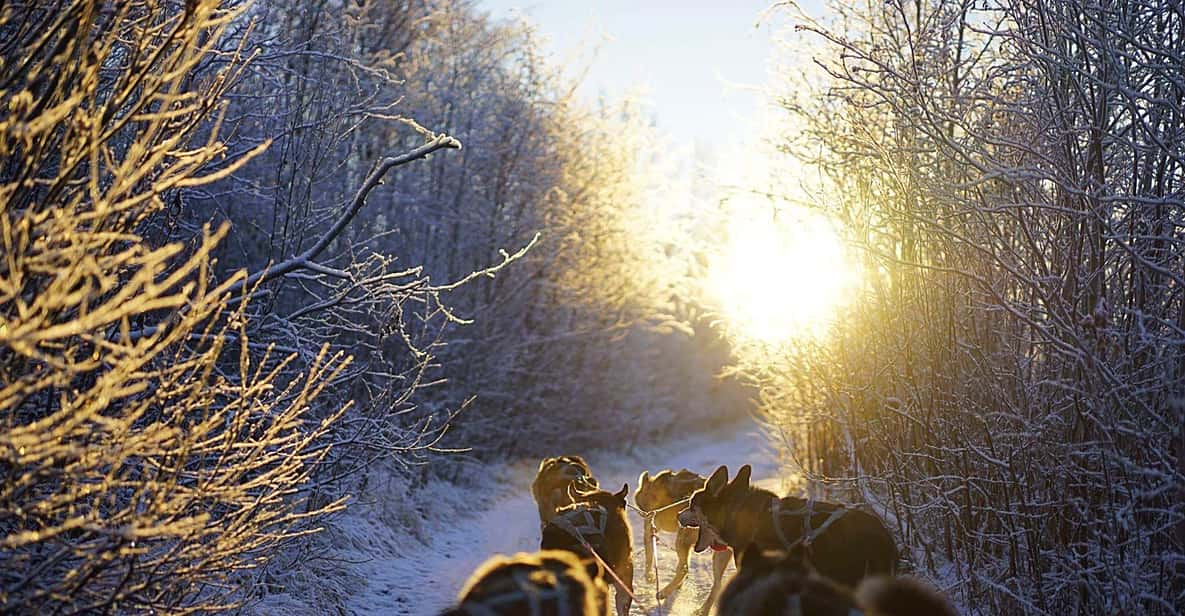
[438,456,956,615]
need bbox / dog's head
[451,549,607,616]
[677,464,752,553]
[634,468,703,512]
[569,483,629,513]
[538,455,599,492]
[718,542,856,616]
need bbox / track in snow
[356,422,785,615]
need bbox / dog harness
[633,496,692,518]
[771,497,848,550]
[551,504,609,544]
[770,499,869,616]
[549,504,642,605]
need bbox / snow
[255,420,785,615]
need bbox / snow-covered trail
[352,421,787,615]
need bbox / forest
[1,1,1183,614]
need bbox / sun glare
[705,204,857,344]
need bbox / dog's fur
[532,456,600,529]
[854,575,958,616]
[678,465,898,588]
[718,544,956,616]
[717,545,861,616]
[541,484,634,616]
[635,469,731,614]
[440,549,609,616]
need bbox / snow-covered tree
[760,0,1185,612]
[0,1,356,610]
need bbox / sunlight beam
[705,200,857,344]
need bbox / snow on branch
[231,130,463,295]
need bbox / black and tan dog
[532,455,600,529]
[678,465,898,588]
[717,544,956,616]
[541,484,634,616]
[440,549,609,616]
[635,469,731,614]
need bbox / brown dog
[717,544,956,616]
[635,469,731,614]
[678,465,898,588]
[541,484,634,616]
[440,549,609,616]
[532,456,600,529]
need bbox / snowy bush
[0,1,355,610]
[754,1,1185,613]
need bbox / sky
[472,2,850,333]
[475,1,822,152]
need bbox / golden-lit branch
[0,1,350,612]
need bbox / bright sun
[705,203,857,344]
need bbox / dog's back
[775,497,898,587]
[442,550,607,616]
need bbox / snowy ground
[268,420,789,615]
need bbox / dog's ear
[614,483,628,503]
[728,464,752,493]
[705,465,729,495]
[638,470,650,488]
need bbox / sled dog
[678,465,897,587]
[532,455,600,528]
[635,468,731,614]
[718,544,956,616]
[541,484,634,616]
[441,549,609,616]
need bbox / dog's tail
[856,575,957,616]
